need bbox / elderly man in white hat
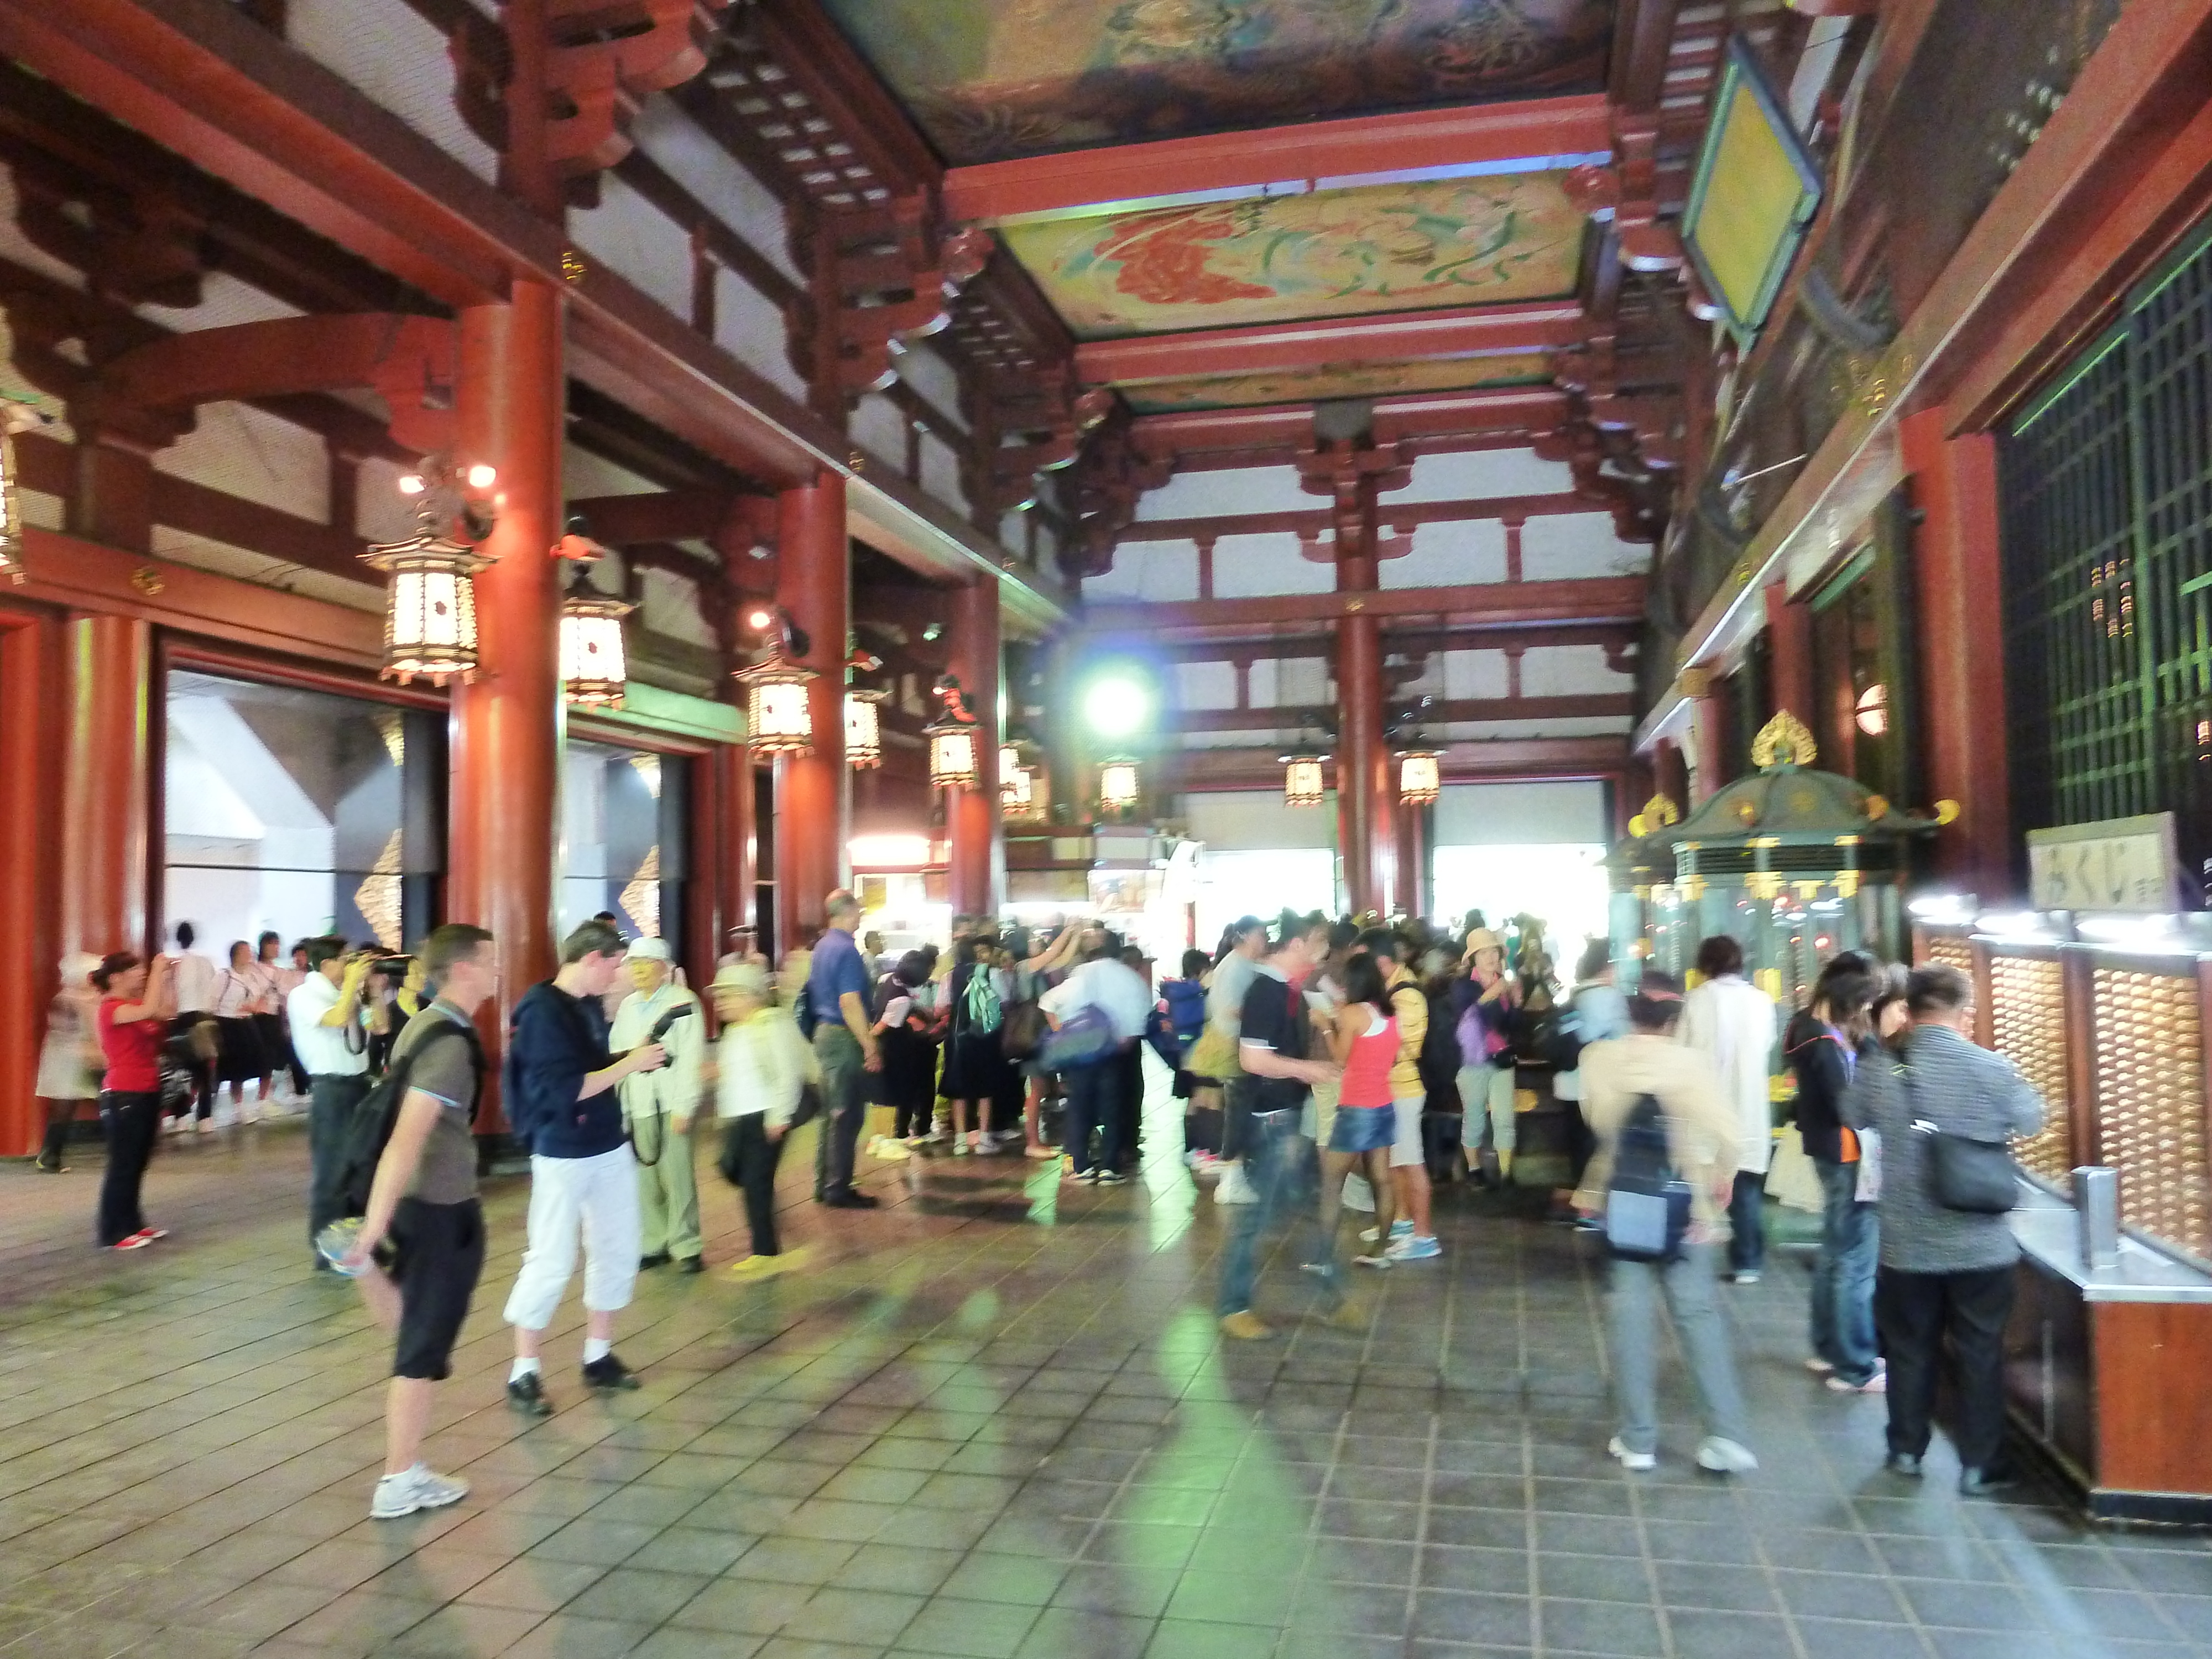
[608,937,707,1272]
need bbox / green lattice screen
[2001,217,2212,869]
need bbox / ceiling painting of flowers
[1120,353,1555,413]
[998,173,1584,340]
[817,0,1617,165]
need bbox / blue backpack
[1604,1092,1693,1263]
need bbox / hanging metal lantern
[735,650,818,757]
[559,583,633,707]
[925,674,982,791]
[1282,753,1329,808]
[1397,750,1441,806]
[927,720,979,791]
[361,507,492,685]
[845,687,888,770]
[999,743,1034,813]
[1098,758,1140,813]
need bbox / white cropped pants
[502,1144,641,1332]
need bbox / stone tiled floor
[3,1089,2209,1659]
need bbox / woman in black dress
[868,951,936,1153]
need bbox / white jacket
[1678,973,1779,1175]
[609,981,706,1119]
[716,1006,815,1128]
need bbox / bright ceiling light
[1083,674,1151,738]
[463,462,499,491]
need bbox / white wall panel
[288,0,499,181]
[156,401,328,521]
[899,347,969,435]
[851,394,908,473]
[1175,660,1238,711]
[714,272,810,403]
[1277,658,1329,705]
[1395,448,1573,504]
[1520,510,1650,578]
[1380,519,1506,588]
[1183,790,1337,850]
[920,432,967,517]
[1433,781,1604,844]
[1442,650,1510,698]
[1212,532,1332,597]
[1520,644,1629,696]
[1134,466,1305,520]
[628,100,804,287]
[1081,542,1197,602]
[571,176,692,317]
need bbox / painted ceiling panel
[1211,531,1334,597]
[1175,659,1240,710]
[818,0,1617,165]
[1519,510,1652,576]
[1119,352,1553,413]
[1379,520,1507,589]
[1000,173,1584,338]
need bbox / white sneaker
[1825,1366,1887,1395]
[1214,1164,1258,1205]
[1695,1437,1759,1475]
[371,1464,469,1520]
[1608,1437,1656,1472]
[1360,1220,1416,1244]
[1804,1358,1835,1376]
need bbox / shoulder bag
[1906,1067,2018,1215]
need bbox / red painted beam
[1129,387,1572,462]
[1083,575,1646,635]
[1136,622,1639,664]
[1155,735,1627,791]
[1122,491,1616,545]
[1078,303,1587,386]
[1170,695,1635,733]
[567,488,739,545]
[945,96,1614,224]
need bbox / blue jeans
[1809,1158,1880,1383]
[1726,1170,1766,1275]
[1217,1109,1331,1316]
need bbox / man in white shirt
[168,920,220,1131]
[608,938,707,1272]
[287,936,370,1270]
[1047,933,1152,1183]
[1679,934,1780,1284]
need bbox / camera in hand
[649,1004,695,1044]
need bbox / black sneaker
[677,1255,704,1275]
[638,1251,672,1270]
[582,1354,641,1391]
[821,1190,880,1209]
[507,1373,553,1417]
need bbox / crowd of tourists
[39,891,2045,1519]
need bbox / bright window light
[849,834,932,868]
[1431,844,1610,965]
[1083,674,1151,738]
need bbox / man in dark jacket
[1784,954,1882,1393]
[1843,962,2043,1492]
[500,919,667,1414]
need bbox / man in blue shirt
[806,890,880,1208]
[500,919,668,1413]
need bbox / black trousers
[97,1090,161,1245]
[307,1073,370,1248]
[722,1115,785,1256]
[1875,1261,2016,1470]
[1112,1044,1143,1168]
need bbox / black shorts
[389,1197,484,1381]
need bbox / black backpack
[1603,1091,1692,1263]
[338,1020,483,1218]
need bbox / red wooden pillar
[1686,675,1724,805]
[1765,578,1814,724]
[1,614,64,1155]
[1395,798,1428,920]
[1335,479,1388,917]
[688,738,754,989]
[448,283,565,1067]
[948,576,1003,917]
[59,613,152,964]
[774,471,849,943]
[1901,409,2010,899]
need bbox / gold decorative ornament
[1863,794,1890,820]
[1750,709,1818,769]
[128,564,165,597]
[560,248,587,283]
[1628,814,1648,837]
[1834,869,1861,899]
[1934,799,1961,825]
[1638,794,1681,833]
[1732,798,1760,825]
[1679,666,1712,699]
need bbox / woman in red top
[1315,952,1401,1276]
[93,951,175,1250]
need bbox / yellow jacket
[1385,962,1427,1100]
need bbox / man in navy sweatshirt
[500,918,667,1414]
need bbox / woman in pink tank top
[1315,953,1401,1275]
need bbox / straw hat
[1462,928,1504,958]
